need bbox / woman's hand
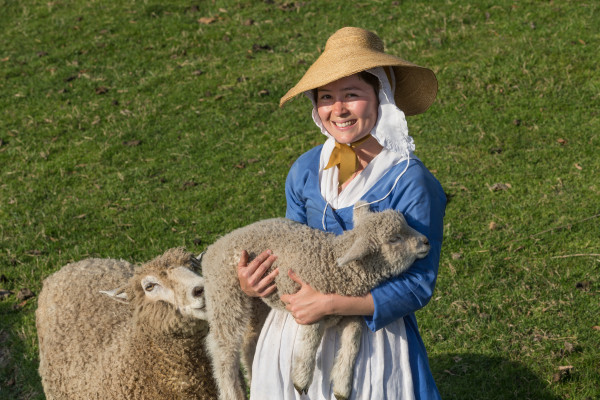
[237,250,278,298]
[281,270,376,325]
[280,270,333,325]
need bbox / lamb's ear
[337,236,373,266]
[100,287,129,304]
[352,201,372,225]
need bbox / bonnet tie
[324,134,372,187]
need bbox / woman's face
[316,74,379,144]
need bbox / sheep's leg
[331,317,363,400]
[291,321,328,395]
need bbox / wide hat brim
[279,27,438,116]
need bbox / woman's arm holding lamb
[281,270,375,325]
[365,168,447,331]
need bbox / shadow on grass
[0,305,562,400]
[0,303,44,400]
[431,353,560,400]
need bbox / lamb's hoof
[294,383,308,395]
[334,392,349,400]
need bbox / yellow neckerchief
[324,134,372,187]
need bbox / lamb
[201,201,430,400]
[36,247,218,400]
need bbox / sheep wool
[36,247,218,400]
[201,202,430,400]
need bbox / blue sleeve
[364,166,446,331]
[285,156,308,224]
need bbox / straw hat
[279,27,438,116]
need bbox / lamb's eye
[144,282,156,292]
[388,236,402,244]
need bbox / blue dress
[251,144,446,399]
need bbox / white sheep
[36,247,218,400]
[201,202,430,400]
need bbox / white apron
[250,310,415,400]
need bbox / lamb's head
[103,247,208,336]
[336,202,430,274]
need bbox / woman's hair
[356,71,380,94]
[312,71,380,100]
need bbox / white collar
[319,140,409,209]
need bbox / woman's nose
[332,100,347,115]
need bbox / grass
[1,0,599,399]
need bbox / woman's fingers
[248,250,277,281]
[254,268,279,297]
[258,282,278,297]
[287,269,304,285]
[237,250,278,297]
[280,272,329,324]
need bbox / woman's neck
[353,134,383,169]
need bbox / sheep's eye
[144,282,157,292]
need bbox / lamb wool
[201,202,430,400]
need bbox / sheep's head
[102,247,208,336]
[336,202,430,273]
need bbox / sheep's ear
[100,287,129,304]
[190,253,203,270]
[337,237,373,266]
[352,201,372,225]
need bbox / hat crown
[324,27,384,53]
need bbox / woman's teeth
[334,120,354,128]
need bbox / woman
[238,27,446,400]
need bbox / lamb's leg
[291,319,331,395]
[240,299,270,383]
[331,317,363,400]
[205,281,251,400]
[206,329,248,400]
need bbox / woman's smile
[332,120,356,128]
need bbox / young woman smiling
[315,73,383,192]
[237,27,446,400]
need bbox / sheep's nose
[192,286,204,298]
[422,237,430,246]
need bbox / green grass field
[1,0,598,399]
